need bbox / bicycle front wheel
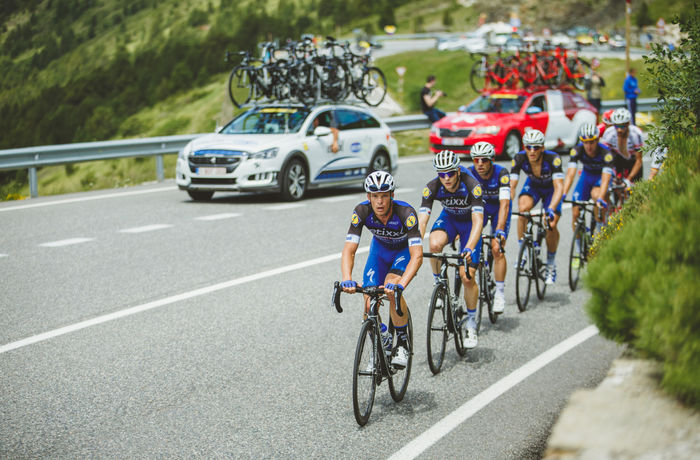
[475,265,485,333]
[469,60,487,93]
[569,224,585,291]
[389,309,413,402]
[515,242,532,312]
[426,283,448,375]
[228,66,252,108]
[535,245,547,300]
[352,320,377,426]
[361,67,387,107]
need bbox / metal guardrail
[0,98,659,197]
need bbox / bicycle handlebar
[332,282,404,316]
[513,210,553,231]
[422,252,472,279]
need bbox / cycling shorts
[572,169,604,202]
[430,209,482,267]
[519,177,563,215]
[362,239,410,287]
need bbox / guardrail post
[29,167,38,198]
[156,154,164,182]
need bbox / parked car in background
[429,88,597,158]
[608,34,626,50]
[176,104,398,201]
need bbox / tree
[378,0,396,29]
[635,1,653,28]
[644,2,700,144]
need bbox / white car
[176,104,399,201]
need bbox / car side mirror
[526,106,543,115]
[314,126,332,137]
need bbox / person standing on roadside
[586,58,605,122]
[623,68,640,125]
[420,75,446,123]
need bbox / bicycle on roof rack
[331,282,413,426]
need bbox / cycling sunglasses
[579,136,598,142]
[524,145,543,151]
[438,170,457,179]
[472,157,491,164]
[615,124,629,129]
[367,183,392,192]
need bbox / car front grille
[439,128,472,137]
[191,178,237,185]
[432,143,471,152]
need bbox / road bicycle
[331,282,413,426]
[512,210,550,311]
[422,251,469,374]
[469,51,520,93]
[564,199,597,291]
[476,230,505,325]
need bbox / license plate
[197,167,226,175]
[442,137,464,146]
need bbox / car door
[305,109,365,183]
[522,93,549,137]
[543,90,570,150]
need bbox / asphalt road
[0,155,624,458]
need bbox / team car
[176,104,398,201]
[429,88,597,158]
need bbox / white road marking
[38,237,95,248]
[265,203,305,211]
[0,186,173,212]
[0,246,370,354]
[387,325,600,460]
[194,213,242,221]
[119,224,173,233]
[0,253,8,258]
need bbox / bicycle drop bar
[422,252,472,279]
[332,282,404,316]
[513,210,553,231]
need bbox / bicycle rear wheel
[568,57,590,91]
[361,67,387,107]
[426,283,448,375]
[569,224,585,291]
[352,320,377,426]
[389,309,413,402]
[469,60,487,93]
[515,242,531,312]
[228,66,252,108]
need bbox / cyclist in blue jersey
[341,171,423,368]
[467,142,512,314]
[510,129,565,285]
[563,123,614,231]
[418,150,484,348]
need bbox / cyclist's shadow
[361,390,438,426]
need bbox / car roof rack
[237,96,372,110]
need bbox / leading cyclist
[466,142,512,314]
[601,107,644,182]
[341,171,423,369]
[510,129,565,285]
[418,150,484,348]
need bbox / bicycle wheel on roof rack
[469,60,488,93]
[361,67,387,107]
[228,65,252,109]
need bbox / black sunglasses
[437,170,457,179]
[367,183,392,192]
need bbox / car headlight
[251,147,279,160]
[430,126,440,136]
[476,125,500,135]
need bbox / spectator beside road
[585,58,605,122]
[623,68,640,125]
[420,75,446,123]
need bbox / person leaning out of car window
[311,112,340,153]
[421,75,446,123]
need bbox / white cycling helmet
[364,170,395,193]
[433,150,460,171]
[470,141,495,159]
[611,107,631,125]
[578,123,599,142]
[522,129,545,146]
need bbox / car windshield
[221,107,310,134]
[463,94,527,114]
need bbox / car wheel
[187,190,214,201]
[369,151,391,173]
[503,131,521,159]
[280,158,307,201]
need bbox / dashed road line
[38,238,95,248]
[119,224,173,233]
[265,203,306,211]
[194,213,242,221]
[0,186,173,212]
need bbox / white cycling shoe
[493,293,506,314]
[391,346,409,369]
[464,319,478,349]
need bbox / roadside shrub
[585,135,700,407]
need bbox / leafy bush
[585,135,700,407]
